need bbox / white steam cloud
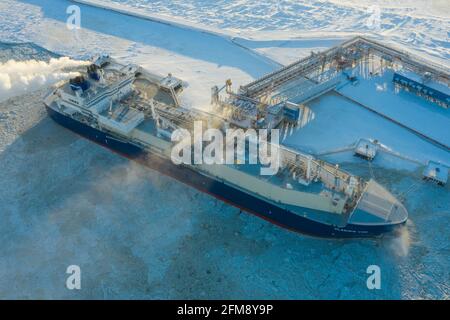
[0,57,90,102]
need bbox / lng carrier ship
[43,37,422,238]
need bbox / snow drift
[0,57,89,102]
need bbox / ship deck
[130,116,345,205]
[99,102,144,126]
[230,162,326,195]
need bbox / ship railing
[278,145,361,198]
[146,97,363,199]
[241,37,362,97]
[241,36,449,99]
[355,37,450,82]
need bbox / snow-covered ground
[0,0,279,109]
[104,0,449,38]
[337,69,450,148]
[0,42,60,63]
[0,0,449,299]
[100,0,450,64]
[283,91,450,170]
[279,61,450,171]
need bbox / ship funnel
[87,64,100,81]
[69,76,90,92]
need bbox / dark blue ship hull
[46,106,403,238]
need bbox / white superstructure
[46,54,144,135]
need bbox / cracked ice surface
[0,0,449,299]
